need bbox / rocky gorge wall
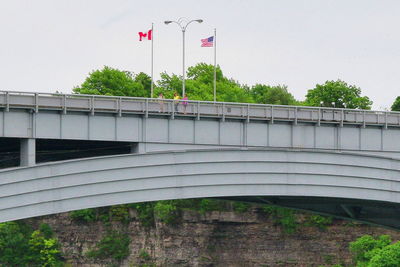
[30,206,400,267]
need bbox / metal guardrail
[1,90,400,128]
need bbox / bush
[110,205,131,223]
[199,199,226,214]
[86,230,130,262]
[305,214,333,230]
[70,209,96,223]
[131,202,156,227]
[154,201,179,224]
[262,206,298,234]
[232,202,250,213]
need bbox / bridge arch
[1,149,400,228]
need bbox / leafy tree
[368,242,400,267]
[349,235,392,266]
[73,66,150,97]
[251,84,297,105]
[28,230,63,267]
[0,222,31,266]
[0,222,63,267]
[305,80,372,109]
[391,96,400,111]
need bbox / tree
[73,66,150,97]
[251,84,297,105]
[0,222,31,266]
[349,235,393,266]
[391,96,400,111]
[305,80,372,109]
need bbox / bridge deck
[1,90,400,127]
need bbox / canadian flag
[138,29,152,41]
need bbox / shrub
[262,206,298,234]
[199,199,226,214]
[232,202,250,213]
[305,214,333,230]
[131,202,156,227]
[154,201,179,224]
[110,205,131,223]
[86,230,130,262]
[70,208,96,223]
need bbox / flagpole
[151,23,154,98]
[213,28,217,102]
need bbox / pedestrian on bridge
[182,94,188,114]
[174,92,180,112]
[157,93,165,112]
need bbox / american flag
[201,36,214,47]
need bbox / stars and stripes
[201,36,214,47]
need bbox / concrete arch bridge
[1,148,400,229]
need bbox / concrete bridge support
[20,138,35,166]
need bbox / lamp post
[165,18,203,98]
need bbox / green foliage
[70,208,96,223]
[305,79,372,109]
[73,66,150,97]
[138,249,151,261]
[391,96,400,111]
[262,206,298,234]
[251,84,297,105]
[0,222,31,266]
[368,241,400,267]
[109,205,131,223]
[199,199,227,214]
[39,223,54,239]
[0,222,63,267]
[153,201,179,224]
[131,202,156,227]
[232,202,250,213]
[349,235,392,265]
[86,230,130,262]
[304,214,333,230]
[28,230,63,267]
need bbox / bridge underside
[228,196,400,229]
[1,149,400,229]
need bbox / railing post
[197,101,200,120]
[363,111,366,128]
[222,103,225,122]
[340,109,344,127]
[34,93,39,113]
[294,107,298,125]
[318,108,321,126]
[271,106,274,124]
[145,99,149,118]
[384,111,388,129]
[63,94,67,114]
[118,97,122,117]
[171,101,175,120]
[90,96,95,115]
[5,91,9,112]
[247,104,250,123]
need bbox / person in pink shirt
[182,94,188,114]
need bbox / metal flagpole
[151,23,154,98]
[213,28,217,102]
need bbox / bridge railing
[1,90,400,127]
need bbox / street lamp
[164,18,203,97]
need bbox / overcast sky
[1,0,399,109]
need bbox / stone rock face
[34,208,400,267]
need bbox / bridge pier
[20,138,36,166]
[131,142,146,154]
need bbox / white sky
[0,0,399,109]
